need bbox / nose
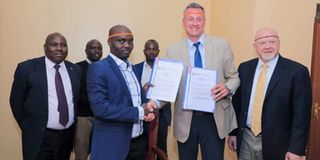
[56,45,63,51]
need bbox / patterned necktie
[193,42,202,68]
[251,64,267,136]
[54,64,69,126]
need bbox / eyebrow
[254,35,279,41]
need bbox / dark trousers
[126,134,147,160]
[35,126,74,160]
[178,113,225,160]
[157,110,169,158]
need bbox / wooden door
[306,17,320,160]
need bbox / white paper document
[182,66,217,113]
[147,58,184,102]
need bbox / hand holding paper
[147,58,184,102]
[210,83,230,101]
[183,66,217,113]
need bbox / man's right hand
[143,101,156,121]
[142,82,154,93]
[227,136,237,152]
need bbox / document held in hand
[147,58,184,102]
[182,66,217,113]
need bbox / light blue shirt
[246,55,279,127]
[187,34,206,68]
[109,53,144,138]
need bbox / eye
[128,39,133,45]
[117,39,125,44]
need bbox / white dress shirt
[45,57,74,129]
[187,34,206,68]
[141,61,152,87]
[109,53,144,138]
[246,55,279,128]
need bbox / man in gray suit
[166,2,240,160]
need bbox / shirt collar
[45,56,66,69]
[143,61,152,69]
[187,34,205,49]
[86,59,92,64]
[109,53,132,70]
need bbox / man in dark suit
[134,39,171,157]
[87,25,156,160]
[227,27,312,160]
[74,39,103,160]
[10,32,81,160]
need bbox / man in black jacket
[74,39,102,160]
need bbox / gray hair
[184,2,205,13]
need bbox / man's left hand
[285,152,303,160]
[210,83,230,101]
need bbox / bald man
[87,25,156,160]
[10,32,81,160]
[228,27,312,160]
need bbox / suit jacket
[87,55,147,160]
[76,60,93,117]
[134,61,172,126]
[10,56,81,160]
[231,55,312,159]
[166,35,240,142]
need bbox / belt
[193,111,212,116]
[244,126,262,136]
[131,134,146,143]
[46,124,74,133]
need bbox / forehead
[112,34,133,40]
[47,35,66,43]
[146,43,158,48]
[89,41,101,46]
[184,8,205,18]
[255,29,278,40]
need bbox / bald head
[253,27,280,63]
[107,25,134,60]
[108,25,132,39]
[254,27,279,41]
[45,32,66,45]
[44,32,68,64]
[85,39,103,62]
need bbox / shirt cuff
[138,106,144,120]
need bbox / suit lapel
[36,57,48,105]
[107,56,133,102]
[65,61,77,99]
[180,39,191,66]
[245,60,258,107]
[265,56,285,98]
[204,35,214,69]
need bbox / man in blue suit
[87,25,156,160]
[227,27,312,160]
[10,32,81,160]
[134,39,171,158]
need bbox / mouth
[54,53,66,58]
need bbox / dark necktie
[54,64,69,126]
[193,42,202,68]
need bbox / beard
[260,53,277,62]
